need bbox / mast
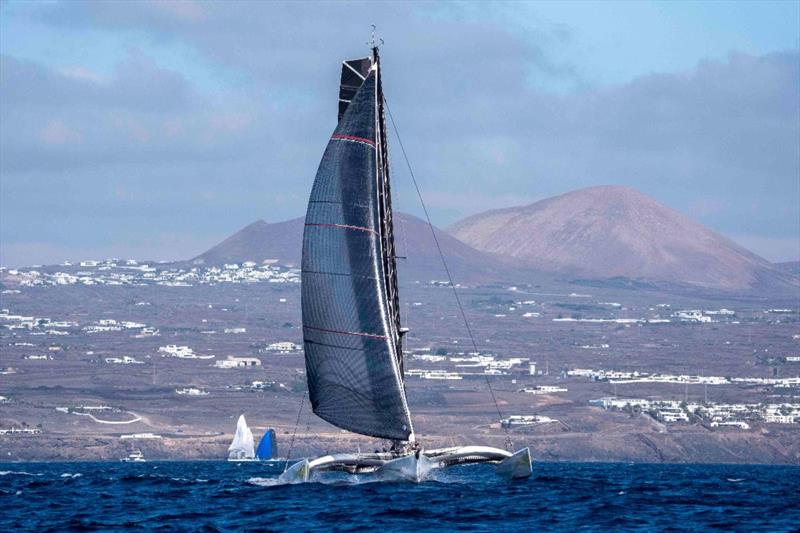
[372,47,405,383]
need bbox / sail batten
[301,52,413,442]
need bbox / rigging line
[383,97,513,450]
[284,388,307,472]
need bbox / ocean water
[1,461,798,532]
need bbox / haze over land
[192,186,797,294]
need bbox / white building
[120,433,162,439]
[266,341,301,353]
[175,387,209,396]
[105,356,145,364]
[520,385,567,395]
[501,415,556,428]
[213,356,261,369]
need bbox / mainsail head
[301,49,413,442]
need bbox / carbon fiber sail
[301,50,413,442]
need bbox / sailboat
[280,43,531,483]
[228,414,255,461]
[255,428,278,461]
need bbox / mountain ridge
[191,212,521,283]
[448,185,795,292]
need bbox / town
[1,256,798,463]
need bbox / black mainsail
[301,48,413,442]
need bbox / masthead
[367,24,384,50]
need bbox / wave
[0,470,41,477]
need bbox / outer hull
[278,446,532,483]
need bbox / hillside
[449,186,796,292]
[191,213,519,283]
[192,218,304,267]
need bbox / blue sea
[1,461,798,531]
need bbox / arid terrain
[1,256,798,464]
[2,186,798,463]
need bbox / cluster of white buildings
[24,354,52,361]
[409,353,447,363]
[547,308,739,326]
[590,397,800,427]
[0,309,78,335]
[105,356,145,365]
[554,317,670,325]
[519,385,568,395]
[264,341,302,354]
[449,354,529,374]
[671,309,736,323]
[405,349,531,378]
[229,380,289,392]
[0,260,300,289]
[567,367,799,388]
[84,319,147,334]
[0,427,41,435]
[0,309,160,339]
[406,369,462,380]
[158,345,214,360]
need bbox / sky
[1,0,798,267]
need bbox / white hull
[278,446,532,484]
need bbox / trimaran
[280,42,531,483]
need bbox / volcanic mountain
[448,186,795,292]
[192,213,517,282]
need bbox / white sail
[228,414,255,460]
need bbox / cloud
[0,2,798,265]
[0,52,260,173]
[39,119,82,145]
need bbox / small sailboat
[255,428,278,461]
[228,414,255,461]
[280,42,531,483]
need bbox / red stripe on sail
[331,134,376,146]
[305,223,378,235]
[304,325,387,340]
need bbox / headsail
[256,428,277,460]
[301,49,413,442]
[228,414,255,460]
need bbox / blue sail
[255,429,277,460]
